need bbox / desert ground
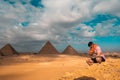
[0,53,120,80]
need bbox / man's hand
[89,52,93,56]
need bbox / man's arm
[95,46,102,57]
[96,52,101,57]
[89,47,95,56]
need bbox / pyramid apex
[47,41,51,43]
[62,45,78,55]
[46,41,51,44]
[67,45,72,47]
[39,41,59,54]
[0,43,18,56]
[5,43,12,46]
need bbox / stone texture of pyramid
[0,44,18,56]
[62,45,78,55]
[39,41,59,54]
[0,51,3,56]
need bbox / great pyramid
[0,51,3,56]
[39,41,59,54]
[62,45,78,55]
[0,44,19,56]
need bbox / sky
[0,0,120,52]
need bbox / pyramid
[0,51,3,56]
[0,44,19,56]
[39,41,59,54]
[62,45,78,55]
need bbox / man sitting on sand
[86,42,106,66]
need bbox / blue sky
[0,0,120,52]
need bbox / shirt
[89,44,105,59]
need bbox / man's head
[88,42,93,47]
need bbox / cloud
[0,0,120,52]
[68,24,95,37]
[93,0,120,16]
[91,15,120,36]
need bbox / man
[86,42,105,66]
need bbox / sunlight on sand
[0,54,120,80]
[60,58,120,80]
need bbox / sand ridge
[60,57,120,80]
[0,54,120,80]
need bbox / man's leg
[96,57,102,64]
[86,58,94,66]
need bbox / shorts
[91,57,105,63]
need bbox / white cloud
[0,0,120,51]
[79,24,95,37]
[95,19,120,36]
[93,0,120,16]
[69,24,95,37]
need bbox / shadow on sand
[74,76,96,80]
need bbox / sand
[0,54,120,80]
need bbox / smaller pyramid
[0,44,18,56]
[39,41,59,54]
[62,45,78,55]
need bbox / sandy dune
[0,54,120,80]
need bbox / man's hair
[88,42,93,47]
